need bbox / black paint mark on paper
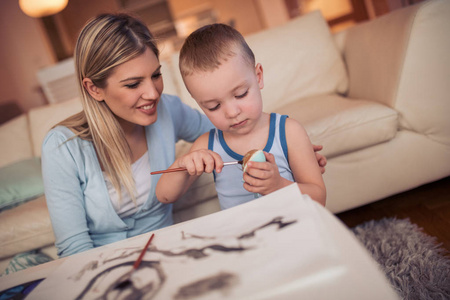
[174,271,238,299]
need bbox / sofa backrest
[159,59,182,99]
[0,115,34,168]
[344,0,450,145]
[170,10,349,113]
[29,98,82,157]
[0,98,84,169]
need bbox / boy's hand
[242,152,290,195]
[313,144,327,174]
[178,149,223,176]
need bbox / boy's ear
[255,63,264,89]
[83,78,105,101]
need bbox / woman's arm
[41,130,94,257]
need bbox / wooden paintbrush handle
[150,167,187,175]
[150,161,241,175]
[133,233,155,269]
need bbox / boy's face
[183,53,264,135]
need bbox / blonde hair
[58,14,159,203]
[179,23,255,77]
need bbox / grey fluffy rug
[351,218,450,300]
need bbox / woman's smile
[137,102,157,115]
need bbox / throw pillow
[0,157,44,212]
[1,250,53,276]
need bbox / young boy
[156,24,326,209]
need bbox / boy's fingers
[185,161,196,175]
[210,150,224,172]
[246,161,269,172]
[244,166,267,181]
[202,154,216,174]
[264,152,275,163]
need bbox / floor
[336,176,450,252]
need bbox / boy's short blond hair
[179,23,255,77]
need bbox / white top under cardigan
[104,151,151,218]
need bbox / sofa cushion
[274,95,399,158]
[0,157,44,212]
[0,114,33,168]
[170,10,348,112]
[0,196,55,259]
[28,97,82,157]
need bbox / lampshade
[19,0,69,18]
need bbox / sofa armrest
[343,0,450,145]
[28,97,83,157]
[0,196,55,259]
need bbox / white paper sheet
[28,184,398,300]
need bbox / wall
[0,0,55,112]
[167,0,265,37]
[302,0,353,20]
[57,0,121,55]
[0,0,284,114]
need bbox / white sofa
[1,0,449,271]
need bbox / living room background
[0,0,423,123]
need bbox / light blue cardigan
[41,94,212,257]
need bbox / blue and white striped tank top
[208,113,294,209]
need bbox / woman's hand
[242,152,291,195]
[313,144,327,174]
[177,149,224,176]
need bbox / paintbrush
[113,233,155,290]
[150,161,242,175]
